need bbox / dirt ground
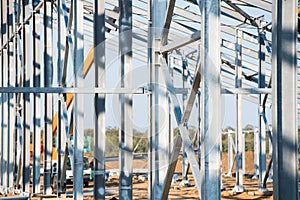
[101,151,274,200]
[0,151,294,199]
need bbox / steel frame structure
[0,0,298,200]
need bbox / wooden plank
[52,46,94,134]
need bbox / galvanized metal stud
[272,0,298,199]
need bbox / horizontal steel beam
[0,87,145,94]
[221,88,272,94]
[0,196,30,200]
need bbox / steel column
[168,55,174,160]
[1,0,8,190]
[232,29,245,193]
[39,6,45,193]
[28,3,35,193]
[3,34,8,186]
[158,60,170,192]
[200,0,221,199]
[0,0,3,187]
[56,0,66,194]
[152,0,169,198]
[32,0,41,194]
[156,38,170,198]
[272,0,298,199]
[13,1,21,188]
[22,0,31,193]
[258,31,266,190]
[7,0,15,190]
[148,0,154,198]
[43,0,53,194]
[94,0,106,198]
[119,0,133,198]
[181,54,189,184]
[73,0,85,199]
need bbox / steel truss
[0,0,298,200]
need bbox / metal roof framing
[0,0,298,199]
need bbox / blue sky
[49,0,274,132]
[81,48,271,132]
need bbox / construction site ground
[2,151,299,199]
